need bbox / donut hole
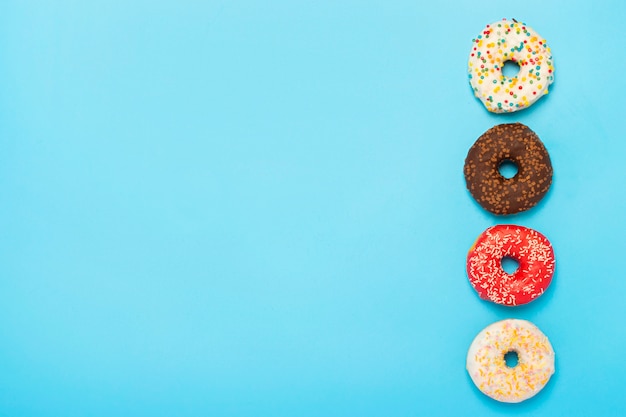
[501,256,520,275]
[498,159,519,179]
[502,60,521,79]
[504,350,520,368]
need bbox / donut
[466,319,555,403]
[464,123,553,215]
[466,224,555,306]
[468,19,554,113]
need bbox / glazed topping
[468,19,554,113]
[464,123,553,215]
[467,225,555,306]
[467,319,555,403]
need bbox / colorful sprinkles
[466,319,555,403]
[468,19,554,113]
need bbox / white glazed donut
[468,19,554,113]
[466,319,555,403]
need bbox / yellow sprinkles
[466,319,555,403]
[468,19,554,113]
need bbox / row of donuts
[463,19,556,403]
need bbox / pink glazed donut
[466,224,555,306]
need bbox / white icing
[466,319,555,403]
[468,19,554,113]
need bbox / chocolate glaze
[464,123,553,215]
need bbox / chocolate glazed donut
[464,123,553,215]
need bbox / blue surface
[1,1,625,415]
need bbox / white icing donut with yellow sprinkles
[468,19,554,113]
[466,319,555,403]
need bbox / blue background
[1,0,625,415]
